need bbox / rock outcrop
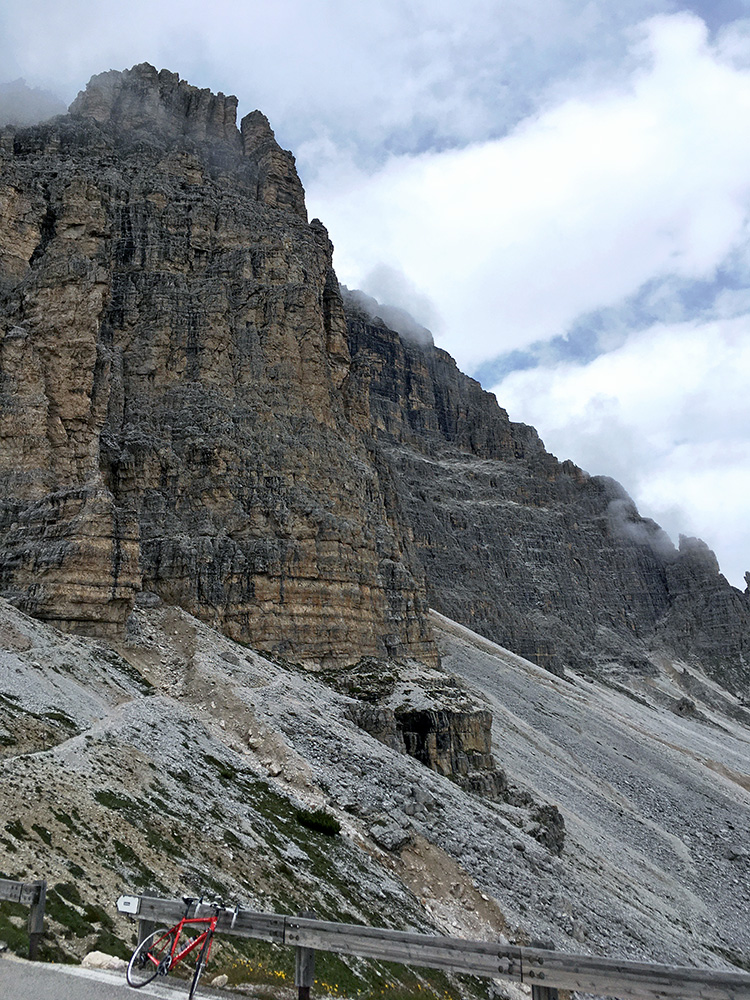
[331,657,508,797]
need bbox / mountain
[0,65,749,983]
[0,63,747,696]
[0,63,435,668]
[343,298,750,694]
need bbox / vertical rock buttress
[0,65,438,666]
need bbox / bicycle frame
[164,911,218,971]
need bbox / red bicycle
[126,896,236,997]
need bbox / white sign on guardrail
[116,895,140,915]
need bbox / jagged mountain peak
[68,63,241,143]
[341,285,435,348]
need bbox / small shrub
[83,902,113,928]
[94,790,134,811]
[54,882,83,906]
[5,820,27,840]
[92,929,130,959]
[112,839,141,867]
[203,754,238,782]
[223,828,242,849]
[53,809,77,830]
[295,808,341,837]
[31,824,52,845]
[46,888,94,938]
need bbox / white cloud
[0,0,668,155]
[493,315,750,588]
[308,13,750,367]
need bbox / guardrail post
[531,986,559,1000]
[27,880,46,961]
[295,910,316,1000]
[137,918,156,946]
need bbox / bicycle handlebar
[182,895,238,916]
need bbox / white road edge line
[33,962,188,997]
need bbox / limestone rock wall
[344,310,750,693]
[0,65,437,666]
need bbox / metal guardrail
[116,894,750,1000]
[0,878,46,959]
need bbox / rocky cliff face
[343,302,750,694]
[0,64,436,667]
[0,64,747,696]
[326,657,510,800]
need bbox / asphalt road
[0,954,224,999]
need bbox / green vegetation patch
[91,928,131,959]
[203,753,238,783]
[83,902,113,927]
[112,838,143,869]
[296,808,341,837]
[94,789,135,811]
[46,885,95,938]
[0,692,24,710]
[144,824,182,856]
[5,819,28,840]
[212,936,492,1000]
[230,774,414,925]
[52,807,78,830]
[31,823,52,845]
[54,882,84,907]
[0,899,30,956]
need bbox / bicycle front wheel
[188,932,212,999]
[127,927,174,987]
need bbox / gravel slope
[1,597,748,983]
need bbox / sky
[2,0,749,589]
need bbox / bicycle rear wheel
[188,931,212,999]
[127,927,174,987]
